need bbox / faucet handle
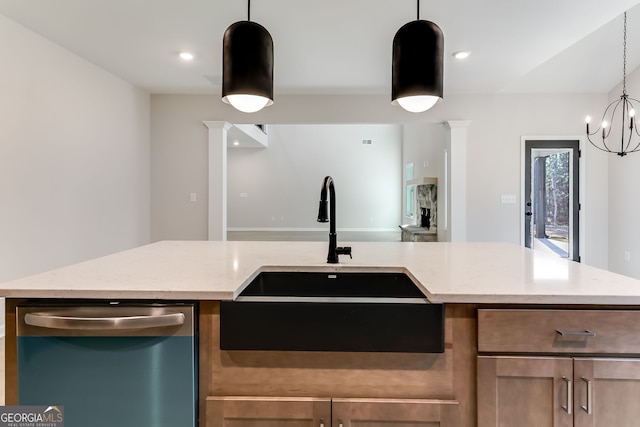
[336,246,352,259]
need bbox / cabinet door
[332,398,459,427]
[477,356,573,427]
[206,396,331,427]
[573,358,640,427]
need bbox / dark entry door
[524,140,580,261]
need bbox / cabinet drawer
[478,309,640,354]
[206,396,331,427]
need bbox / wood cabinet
[332,398,458,427]
[477,356,573,427]
[200,302,477,427]
[207,397,459,427]
[478,356,640,427]
[572,358,640,427]
[477,309,640,354]
[478,309,640,427]
[206,397,331,427]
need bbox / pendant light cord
[623,11,627,95]
[417,0,420,20]
[248,0,251,21]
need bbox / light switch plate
[501,194,517,204]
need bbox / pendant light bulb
[396,95,441,113]
[224,94,270,113]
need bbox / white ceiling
[2,0,640,97]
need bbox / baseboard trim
[227,227,400,233]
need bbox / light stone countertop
[1,240,639,304]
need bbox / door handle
[556,329,596,337]
[25,311,185,330]
[561,376,572,414]
[581,378,593,414]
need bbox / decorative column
[203,121,232,241]
[443,121,471,242]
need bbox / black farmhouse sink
[220,271,444,353]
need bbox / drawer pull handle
[561,376,572,414]
[581,378,593,415]
[556,329,596,337]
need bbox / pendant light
[585,11,640,156]
[392,0,444,113]
[222,0,274,113]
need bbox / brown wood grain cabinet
[478,309,640,427]
[206,396,331,427]
[332,398,459,427]
[572,358,640,427]
[477,356,573,427]
[199,302,475,427]
[207,397,459,427]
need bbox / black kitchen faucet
[317,176,352,263]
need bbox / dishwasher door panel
[17,304,197,427]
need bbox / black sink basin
[238,271,426,299]
[220,271,444,353]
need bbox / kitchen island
[3,240,640,427]
[2,240,638,304]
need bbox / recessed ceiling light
[452,51,471,60]
[179,52,194,61]
[233,141,240,146]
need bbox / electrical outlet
[625,251,631,262]
[189,193,197,202]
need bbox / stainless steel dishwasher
[17,302,197,427]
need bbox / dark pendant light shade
[222,20,274,113]
[392,19,444,113]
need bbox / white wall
[607,65,640,278]
[150,93,608,267]
[151,95,212,240]
[0,15,151,284]
[227,124,401,230]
